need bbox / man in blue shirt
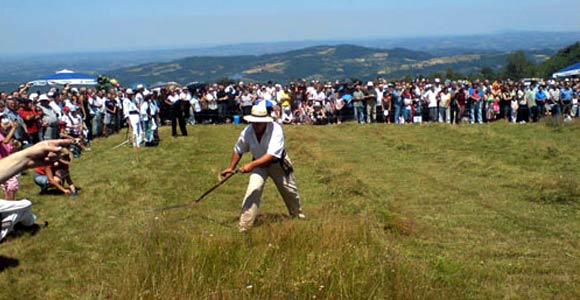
[560,83,573,117]
[535,85,548,120]
[391,84,403,124]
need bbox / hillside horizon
[0,31,578,91]
[108,44,555,85]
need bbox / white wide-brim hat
[243,103,273,123]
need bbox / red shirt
[34,165,51,175]
[18,108,40,134]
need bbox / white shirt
[180,92,192,102]
[49,101,62,117]
[258,90,273,101]
[168,94,180,105]
[60,112,82,134]
[234,122,285,159]
[91,96,106,113]
[190,97,201,112]
[140,101,149,121]
[123,97,139,119]
[423,90,438,108]
[241,94,253,107]
[312,91,326,104]
[375,88,384,106]
[135,93,144,106]
[206,93,217,110]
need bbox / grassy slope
[1,121,579,299]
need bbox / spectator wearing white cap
[37,94,59,140]
[89,90,105,137]
[423,85,438,122]
[376,84,386,123]
[365,81,377,123]
[122,89,142,161]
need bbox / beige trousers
[239,158,303,230]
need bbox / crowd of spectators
[175,77,580,126]
[1,77,579,155]
[0,75,578,240]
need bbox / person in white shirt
[376,84,385,123]
[220,102,305,232]
[310,86,326,106]
[48,94,63,118]
[89,90,106,137]
[204,89,218,124]
[423,85,438,122]
[140,92,151,143]
[259,86,273,102]
[189,93,201,125]
[122,89,142,161]
[239,89,255,118]
[439,87,452,123]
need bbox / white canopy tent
[28,69,97,86]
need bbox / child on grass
[33,148,78,195]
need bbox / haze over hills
[109,45,555,85]
[0,31,578,91]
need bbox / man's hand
[239,163,254,174]
[23,139,71,168]
[220,168,235,178]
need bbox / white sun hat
[243,102,273,123]
[38,94,50,102]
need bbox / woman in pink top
[0,117,19,200]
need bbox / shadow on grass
[217,213,292,227]
[254,212,292,227]
[0,256,19,273]
[1,222,48,244]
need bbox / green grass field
[1,121,580,299]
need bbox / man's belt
[252,150,293,174]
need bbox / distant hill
[0,31,576,91]
[109,44,554,85]
[537,42,580,76]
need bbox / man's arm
[0,139,70,184]
[220,152,243,177]
[46,167,71,194]
[240,154,276,173]
[2,121,17,144]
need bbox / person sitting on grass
[33,148,78,195]
[0,139,71,241]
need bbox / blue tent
[28,69,97,86]
[552,62,580,78]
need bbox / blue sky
[1,0,579,54]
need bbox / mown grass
[1,121,579,299]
